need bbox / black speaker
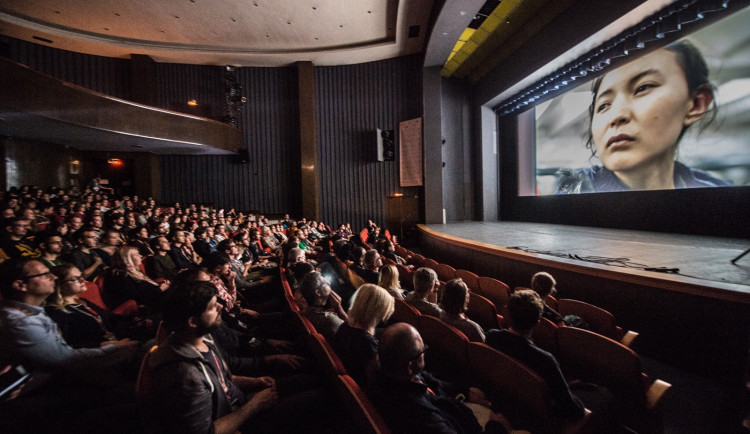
[377,129,395,162]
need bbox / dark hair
[217,238,234,253]
[586,40,715,157]
[441,278,469,315]
[0,259,31,299]
[162,281,218,331]
[299,271,327,304]
[202,252,231,271]
[507,289,544,332]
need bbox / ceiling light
[187,99,198,106]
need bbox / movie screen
[532,5,750,195]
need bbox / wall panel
[159,66,300,214]
[316,54,423,229]
[1,35,131,100]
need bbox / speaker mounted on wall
[376,128,395,162]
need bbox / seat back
[454,270,480,292]
[334,374,391,434]
[557,326,661,431]
[410,254,425,268]
[395,264,413,291]
[433,263,456,282]
[477,277,511,310]
[154,321,172,346]
[307,333,346,378]
[467,342,557,434]
[466,292,500,330]
[558,298,618,340]
[533,317,559,357]
[80,281,109,310]
[418,315,470,383]
[359,229,370,247]
[422,258,439,271]
[389,298,421,327]
[135,345,159,402]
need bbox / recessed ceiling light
[187,99,198,106]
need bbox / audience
[299,272,348,340]
[378,263,405,299]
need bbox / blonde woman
[378,264,405,300]
[46,264,141,350]
[331,284,394,386]
[101,245,169,311]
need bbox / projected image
[534,6,750,195]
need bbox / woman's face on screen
[591,49,701,178]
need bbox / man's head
[378,323,426,378]
[150,236,171,253]
[162,281,221,334]
[507,289,544,334]
[38,232,64,255]
[530,271,557,298]
[364,249,383,271]
[203,252,232,276]
[6,217,30,240]
[217,239,239,258]
[101,229,123,247]
[76,227,99,249]
[0,259,57,304]
[413,267,439,295]
[299,271,331,305]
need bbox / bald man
[369,323,512,434]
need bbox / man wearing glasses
[370,323,513,433]
[0,217,39,263]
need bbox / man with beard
[149,281,333,434]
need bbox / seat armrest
[646,379,671,410]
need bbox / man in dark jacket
[369,323,512,434]
[149,281,278,434]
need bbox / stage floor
[423,221,750,291]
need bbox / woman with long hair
[101,245,169,312]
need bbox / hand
[328,291,343,311]
[468,387,492,407]
[266,354,303,369]
[246,386,277,412]
[241,308,260,318]
[159,280,171,291]
[266,339,293,352]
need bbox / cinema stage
[417,221,750,382]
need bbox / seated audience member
[378,264,405,299]
[101,245,169,312]
[46,264,150,349]
[0,217,39,262]
[486,290,599,423]
[299,272,348,340]
[405,267,443,317]
[356,249,382,284]
[36,231,66,269]
[192,226,214,260]
[370,323,513,434]
[148,280,278,433]
[0,259,137,372]
[331,284,394,387]
[94,229,123,267]
[529,271,587,328]
[144,235,177,281]
[285,247,307,269]
[379,239,408,266]
[0,259,139,432]
[64,227,105,279]
[217,239,276,306]
[440,278,485,342]
[150,280,335,434]
[350,246,366,275]
[169,229,200,270]
[127,226,154,257]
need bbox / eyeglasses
[64,275,85,283]
[22,271,54,280]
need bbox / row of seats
[390,245,670,433]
